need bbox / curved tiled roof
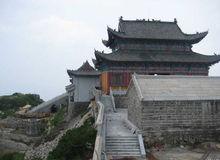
[67,61,100,76]
[103,19,208,46]
[94,50,220,64]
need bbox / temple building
[66,61,100,103]
[93,17,220,94]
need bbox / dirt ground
[149,142,220,160]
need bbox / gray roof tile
[132,75,220,101]
[105,19,208,44]
[95,50,220,64]
[67,61,100,76]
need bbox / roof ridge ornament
[119,16,123,21]
[174,18,177,24]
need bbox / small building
[125,74,220,144]
[67,61,100,103]
[93,17,220,94]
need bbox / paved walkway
[106,109,135,137]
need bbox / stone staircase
[98,95,146,160]
[105,136,144,159]
[101,95,114,112]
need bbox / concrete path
[106,109,134,137]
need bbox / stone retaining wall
[114,95,129,108]
[1,117,47,136]
[126,84,220,144]
[140,100,220,144]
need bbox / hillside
[0,93,44,118]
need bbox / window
[111,73,123,86]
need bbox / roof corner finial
[174,18,177,24]
[119,16,123,21]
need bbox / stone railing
[92,101,106,160]
[92,88,102,102]
[109,87,116,112]
[138,134,147,158]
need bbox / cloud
[0,24,12,34]
[26,16,98,46]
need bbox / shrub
[0,152,25,160]
[47,117,96,160]
[50,106,66,127]
[0,93,44,118]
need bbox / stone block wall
[114,95,129,108]
[2,117,47,136]
[127,97,220,144]
[67,102,89,120]
[126,84,142,128]
[141,100,220,144]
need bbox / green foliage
[0,93,44,118]
[0,109,15,119]
[47,117,96,160]
[0,152,25,160]
[50,107,66,127]
[45,106,66,137]
[31,158,43,160]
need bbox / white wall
[73,76,100,102]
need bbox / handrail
[109,87,116,112]
[92,87,102,102]
[138,134,147,158]
[92,101,106,160]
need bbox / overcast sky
[0,0,220,100]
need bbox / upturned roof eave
[94,50,220,65]
[106,26,208,44]
[67,70,101,77]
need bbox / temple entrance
[50,104,57,113]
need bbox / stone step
[106,147,140,150]
[106,144,139,148]
[107,148,140,151]
[106,156,144,160]
[106,151,141,156]
[106,138,137,140]
[106,139,138,142]
[106,140,139,143]
[106,143,140,148]
[106,136,137,139]
[106,135,142,158]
